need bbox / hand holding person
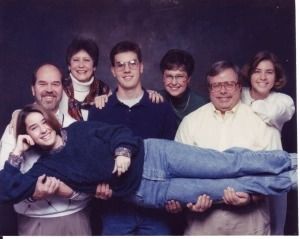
[31,175,60,200]
[187,194,212,213]
[94,91,112,109]
[165,200,183,213]
[34,176,89,200]
[222,187,251,206]
[95,183,113,200]
[147,90,164,103]
[56,180,75,198]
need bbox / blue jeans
[131,139,294,208]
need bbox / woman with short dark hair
[241,51,295,131]
[60,37,110,121]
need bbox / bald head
[31,64,64,113]
[32,64,63,85]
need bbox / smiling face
[32,65,63,113]
[209,68,241,114]
[250,60,275,99]
[163,68,190,97]
[68,50,96,82]
[25,112,59,150]
[111,51,143,91]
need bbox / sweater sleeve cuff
[114,147,132,158]
[8,152,24,168]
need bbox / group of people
[0,37,296,236]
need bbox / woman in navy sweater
[0,104,296,207]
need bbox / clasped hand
[32,174,73,200]
[112,155,131,176]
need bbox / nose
[40,124,47,133]
[260,72,266,80]
[219,84,227,93]
[124,63,130,72]
[46,84,53,92]
[171,77,177,84]
[78,60,84,67]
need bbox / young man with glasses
[175,61,282,235]
[159,49,206,126]
[88,41,177,235]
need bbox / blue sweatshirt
[0,121,144,204]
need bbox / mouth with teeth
[167,86,181,92]
[76,70,88,74]
[254,81,273,91]
[41,132,51,141]
[123,75,133,81]
[169,86,180,89]
[44,96,55,100]
[72,69,93,81]
[42,94,57,103]
[40,130,54,143]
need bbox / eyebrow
[27,123,38,130]
[116,59,138,63]
[72,56,92,60]
[36,80,61,84]
[255,67,274,71]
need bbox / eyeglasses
[209,81,239,92]
[164,74,188,83]
[114,59,139,72]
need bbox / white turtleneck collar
[68,74,95,120]
[70,73,94,93]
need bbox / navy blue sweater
[88,90,177,140]
[0,121,144,204]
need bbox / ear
[187,76,191,84]
[140,63,144,74]
[111,66,116,78]
[68,65,71,72]
[238,82,242,90]
[31,86,35,97]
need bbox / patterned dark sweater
[0,121,144,204]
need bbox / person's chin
[76,76,91,82]
[39,143,55,151]
[168,90,183,98]
[43,105,56,111]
